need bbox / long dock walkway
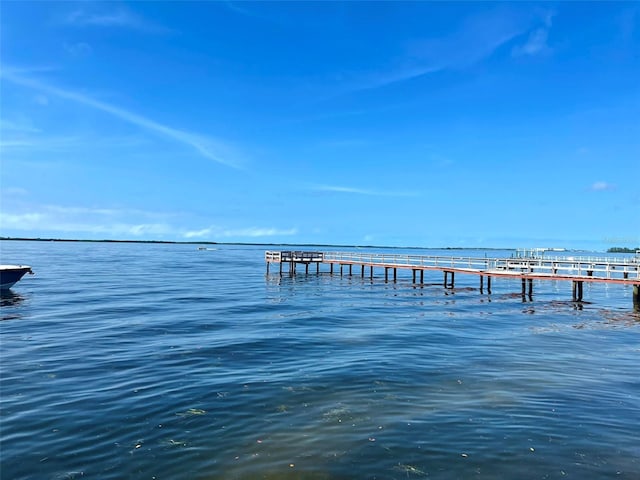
[265,251,640,309]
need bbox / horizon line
[2,236,620,252]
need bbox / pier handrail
[321,251,640,281]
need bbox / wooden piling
[573,280,584,301]
[578,281,583,301]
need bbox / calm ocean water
[1,241,638,480]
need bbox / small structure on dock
[265,251,323,275]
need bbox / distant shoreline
[0,236,514,250]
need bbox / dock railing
[321,252,640,281]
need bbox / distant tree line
[607,247,639,253]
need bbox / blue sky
[1,1,638,249]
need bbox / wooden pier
[265,251,640,310]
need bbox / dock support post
[420,270,424,285]
[330,263,333,275]
[633,285,639,312]
[528,278,533,297]
[480,275,484,293]
[316,262,319,274]
[413,269,417,283]
[522,278,526,296]
[340,264,343,276]
[444,271,454,288]
[266,262,270,274]
[305,263,309,274]
[349,264,352,276]
[393,268,397,283]
[385,267,389,282]
[370,265,373,279]
[487,276,492,294]
[279,262,283,275]
[361,265,365,278]
[572,281,584,301]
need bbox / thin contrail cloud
[1,67,242,169]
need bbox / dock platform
[265,251,640,309]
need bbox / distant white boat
[0,265,33,290]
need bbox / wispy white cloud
[512,11,553,57]
[0,202,296,240]
[1,68,244,169]
[329,7,553,95]
[343,65,442,94]
[0,202,182,238]
[62,7,170,33]
[314,185,377,195]
[183,226,298,239]
[183,228,213,239]
[0,211,173,237]
[408,9,531,70]
[312,184,419,197]
[590,181,616,192]
[231,227,298,238]
[0,135,90,151]
[512,28,549,56]
[0,118,42,133]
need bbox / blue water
[1,241,638,480]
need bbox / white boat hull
[0,265,33,290]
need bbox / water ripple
[1,242,638,479]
